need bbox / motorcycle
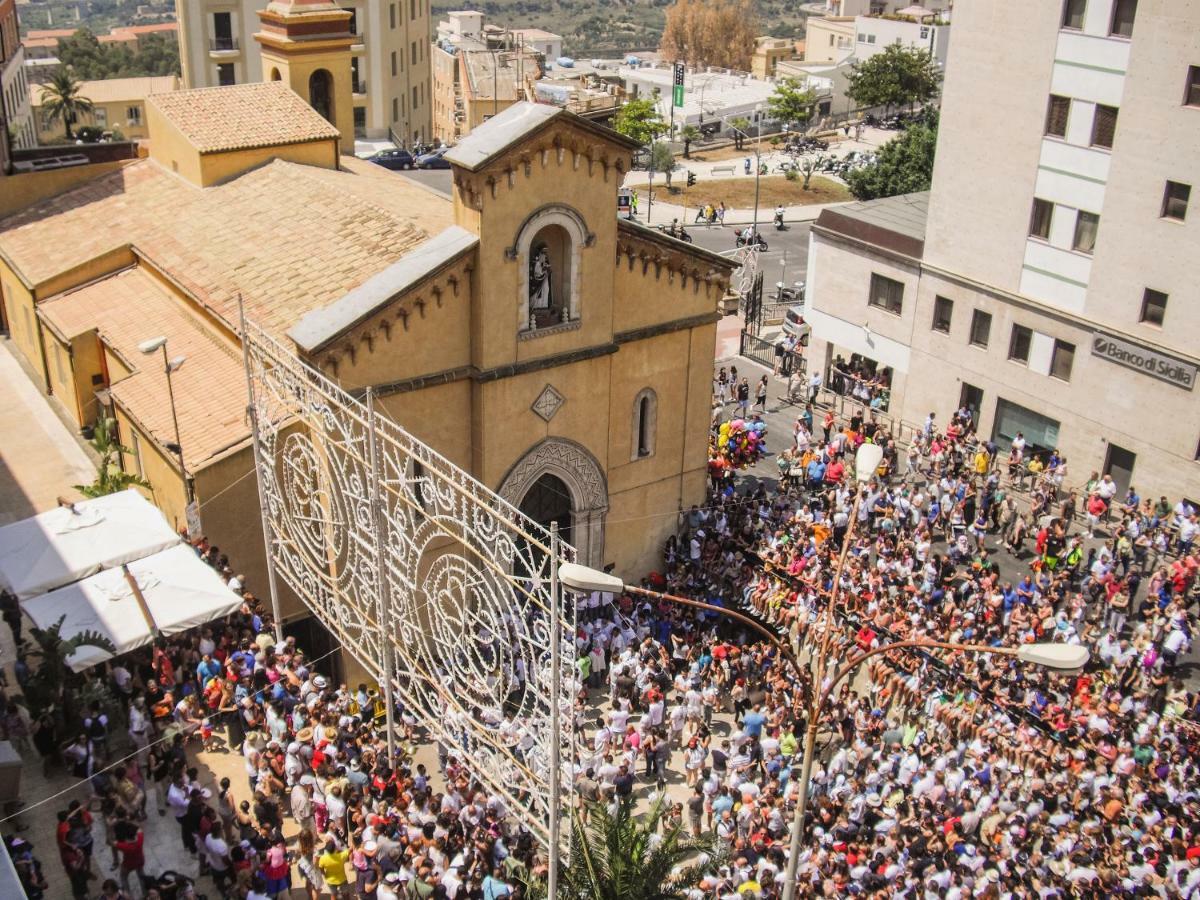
[658,224,693,243]
[735,231,768,251]
[773,210,786,231]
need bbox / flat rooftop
[814,191,929,259]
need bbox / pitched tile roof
[0,156,455,338]
[147,81,341,153]
[39,268,249,471]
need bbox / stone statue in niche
[529,243,552,311]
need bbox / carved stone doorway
[498,438,607,567]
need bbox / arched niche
[514,205,589,335]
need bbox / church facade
[290,103,736,575]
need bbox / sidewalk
[0,337,95,526]
[626,198,846,227]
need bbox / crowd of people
[4,539,550,900]
[4,365,1200,900]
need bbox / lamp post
[138,336,193,503]
[560,440,1091,900]
[725,105,764,238]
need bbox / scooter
[658,224,693,243]
[773,210,786,231]
[735,231,768,251]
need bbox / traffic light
[686,170,696,187]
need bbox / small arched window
[631,388,657,460]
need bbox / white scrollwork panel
[242,323,576,854]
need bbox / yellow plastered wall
[70,331,106,427]
[375,380,474,474]
[259,46,355,154]
[313,255,475,393]
[42,328,80,422]
[0,160,131,219]
[146,98,339,187]
[191,443,304,622]
[0,270,43,381]
[112,403,188,533]
[462,121,630,373]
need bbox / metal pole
[365,389,399,769]
[548,522,562,898]
[781,483,865,900]
[647,164,654,225]
[238,297,286,645]
[161,344,193,503]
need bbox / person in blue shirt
[196,654,222,688]
[806,458,826,489]
[742,704,766,739]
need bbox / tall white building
[805,0,1200,499]
[176,0,432,143]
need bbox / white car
[782,305,811,344]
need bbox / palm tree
[524,797,713,900]
[22,614,117,719]
[39,68,94,141]
[74,416,151,498]
[679,124,701,159]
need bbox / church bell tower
[255,0,355,154]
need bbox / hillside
[433,0,808,58]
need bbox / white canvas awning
[20,544,243,671]
[0,489,181,600]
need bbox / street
[688,219,812,297]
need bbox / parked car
[415,149,451,169]
[368,148,416,170]
[782,304,811,344]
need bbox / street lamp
[138,336,193,503]
[560,440,1091,900]
[725,104,765,239]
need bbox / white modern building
[619,63,777,135]
[176,0,432,143]
[804,0,1200,500]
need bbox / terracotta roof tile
[147,81,340,153]
[39,268,248,470]
[0,156,454,338]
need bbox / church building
[0,2,735,625]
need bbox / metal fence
[241,318,575,859]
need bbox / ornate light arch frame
[510,204,594,334]
[498,437,608,568]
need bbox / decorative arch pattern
[498,437,608,567]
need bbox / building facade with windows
[804,0,1199,501]
[1,0,34,155]
[30,75,178,143]
[176,0,431,143]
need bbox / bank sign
[1091,332,1196,391]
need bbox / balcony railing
[353,80,367,95]
[351,31,366,46]
[209,37,239,51]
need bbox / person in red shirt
[825,458,845,484]
[113,820,145,895]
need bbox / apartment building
[176,0,431,143]
[804,0,1200,501]
[430,10,560,144]
[1,0,34,156]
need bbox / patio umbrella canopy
[0,489,181,600]
[20,544,243,671]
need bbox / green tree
[679,123,700,158]
[649,141,676,187]
[798,153,823,190]
[74,417,151,498]
[846,44,941,115]
[522,797,712,899]
[767,76,817,129]
[39,68,94,141]
[845,114,938,200]
[57,28,181,80]
[21,615,117,719]
[729,115,751,150]
[612,97,668,146]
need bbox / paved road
[688,220,811,295]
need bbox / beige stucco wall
[259,44,356,154]
[0,160,131,220]
[1083,0,1200,359]
[923,0,1060,291]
